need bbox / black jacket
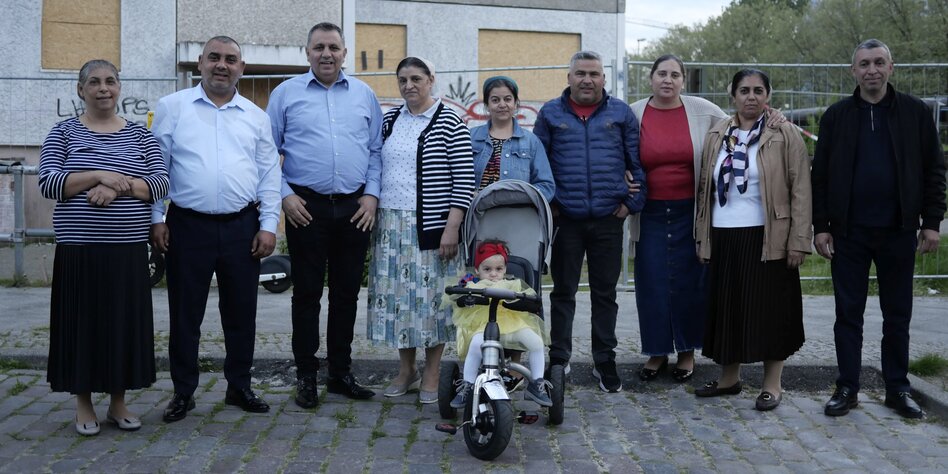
[812,84,946,235]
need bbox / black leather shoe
[163,393,195,423]
[327,373,375,400]
[755,391,782,411]
[225,387,270,413]
[885,391,924,419]
[824,386,858,416]
[295,376,319,408]
[694,380,742,397]
[637,357,668,382]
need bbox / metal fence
[0,161,53,282]
[628,61,948,146]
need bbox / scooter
[147,246,292,293]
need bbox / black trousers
[548,214,625,365]
[286,184,370,379]
[165,206,261,396]
[831,227,916,394]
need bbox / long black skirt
[47,243,156,393]
[701,226,804,365]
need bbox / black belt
[289,183,365,201]
[170,202,257,221]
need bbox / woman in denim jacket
[470,76,554,202]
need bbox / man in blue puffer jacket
[534,50,647,393]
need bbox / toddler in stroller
[448,240,552,408]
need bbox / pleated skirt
[47,243,156,393]
[701,226,804,365]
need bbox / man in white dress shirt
[150,36,281,422]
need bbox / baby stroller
[436,180,566,460]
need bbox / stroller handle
[445,285,540,303]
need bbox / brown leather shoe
[694,380,742,397]
[755,391,782,411]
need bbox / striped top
[39,118,169,244]
[381,101,474,250]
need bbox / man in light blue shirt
[150,36,281,422]
[266,22,382,407]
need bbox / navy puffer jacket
[534,88,646,219]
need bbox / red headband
[475,242,508,268]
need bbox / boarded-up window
[354,23,407,99]
[478,30,581,102]
[42,0,121,70]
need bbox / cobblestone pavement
[3,259,948,472]
[3,288,948,367]
[1,369,947,473]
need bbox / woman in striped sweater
[38,60,169,435]
[367,57,475,403]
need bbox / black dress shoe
[225,387,270,413]
[824,386,858,416]
[295,376,319,408]
[637,357,668,382]
[327,373,375,400]
[694,380,742,397]
[163,393,195,423]
[755,391,782,411]
[885,391,924,419]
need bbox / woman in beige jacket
[693,69,811,411]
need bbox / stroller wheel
[438,361,461,419]
[547,364,565,425]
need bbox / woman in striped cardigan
[367,57,475,403]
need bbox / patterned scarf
[717,115,765,206]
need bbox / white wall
[357,0,625,102]
[0,0,176,147]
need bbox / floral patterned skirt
[367,208,459,348]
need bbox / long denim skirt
[633,199,708,355]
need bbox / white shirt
[379,99,440,211]
[150,84,281,233]
[711,129,765,228]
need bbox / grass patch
[0,358,30,371]
[334,409,355,428]
[198,357,217,372]
[8,381,28,396]
[909,353,948,377]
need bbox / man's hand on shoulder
[252,230,276,258]
[150,223,170,253]
[351,195,378,232]
[282,194,312,228]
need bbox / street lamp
[636,38,646,56]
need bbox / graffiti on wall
[379,97,541,129]
[55,97,153,126]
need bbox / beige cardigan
[627,95,728,251]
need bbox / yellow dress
[443,277,550,359]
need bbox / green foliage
[8,381,28,396]
[646,0,948,65]
[908,353,948,377]
[0,359,30,371]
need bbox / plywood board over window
[478,30,580,102]
[42,0,121,70]
[354,23,406,99]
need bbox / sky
[624,0,733,54]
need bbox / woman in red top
[628,55,729,382]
